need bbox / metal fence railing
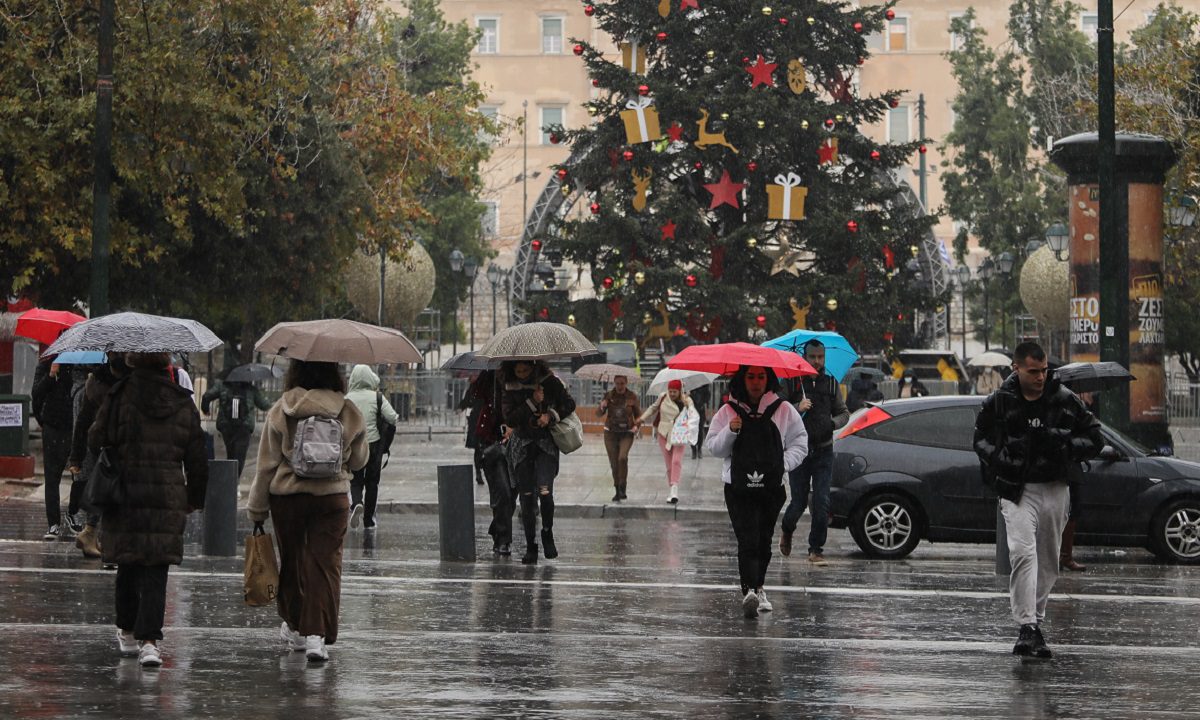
[1168,374,1200,426]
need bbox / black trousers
[42,423,71,527]
[484,451,515,546]
[724,484,787,594]
[115,564,170,642]
[350,440,383,524]
[221,427,254,476]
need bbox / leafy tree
[552,0,942,352]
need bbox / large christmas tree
[546,0,943,352]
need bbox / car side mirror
[1099,445,1123,463]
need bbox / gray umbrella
[475,322,598,361]
[440,351,497,374]
[226,363,282,383]
[255,318,422,364]
[44,312,221,356]
[1054,361,1136,394]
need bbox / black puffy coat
[789,371,850,448]
[89,369,208,566]
[32,360,75,430]
[501,370,576,442]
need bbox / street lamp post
[996,251,1015,351]
[449,249,464,356]
[463,258,479,352]
[979,257,995,351]
[954,265,971,360]
[1045,223,1069,261]
[486,263,503,336]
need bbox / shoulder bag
[550,411,584,454]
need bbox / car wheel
[850,492,921,559]
[1150,499,1200,564]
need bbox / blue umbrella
[54,350,107,365]
[762,330,859,381]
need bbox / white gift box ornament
[620,97,663,144]
[766,172,809,220]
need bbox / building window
[478,105,499,142]
[949,12,971,51]
[541,17,563,54]
[540,106,564,145]
[888,106,910,144]
[476,17,499,54]
[888,17,909,52]
[481,201,499,238]
[1081,13,1099,37]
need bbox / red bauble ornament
[602,276,614,289]
[573,44,585,56]
[870,150,881,161]
[584,4,595,16]
[889,98,899,108]
[846,220,859,232]
[638,84,650,96]
[883,331,895,342]
[824,118,835,129]
[825,320,837,331]
[747,161,758,172]
[656,31,668,42]
[779,17,788,26]
[853,21,864,33]
[886,9,896,20]
[857,56,865,66]
[622,149,634,162]
[591,78,600,87]
[590,202,601,214]
[896,312,906,321]
[539,307,550,319]
[756,314,767,328]
[742,56,750,64]
[556,168,568,180]
[531,239,543,252]
[549,133,561,144]
[918,145,928,154]
[694,161,703,170]
[685,274,698,287]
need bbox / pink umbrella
[15,309,87,346]
[667,342,817,379]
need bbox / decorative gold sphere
[756,120,766,129]
[801,119,809,130]
[561,184,571,196]
[586,104,598,116]
[806,16,816,25]
[761,6,773,16]
[634,271,646,285]
[720,112,730,120]
[706,50,716,59]
[747,237,758,248]
[909,244,920,257]
[642,312,653,325]
[835,114,844,122]
[567,314,576,326]
[826,298,838,311]
[1019,245,1070,330]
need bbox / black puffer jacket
[32,360,75,430]
[973,373,1103,497]
[789,371,850,448]
[89,369,208,566]
[501,370,576,442]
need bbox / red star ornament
[660,220,678,240]
[703,170,745,209]
[744,54,778,89]
[666,122,684,142]
[680,0,700,9]
[817,137,839,165]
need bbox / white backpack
[291,416,344,478]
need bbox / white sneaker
[305,635,328,662]
[668,485,679,504]
[349,504,364,529]
[757,590,773,612]
[116,629,138,657]
[138,642,162,668]
[742,590,760,619]
[280,621,304,651]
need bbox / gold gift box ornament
[619,41,647,74]
[621,97,663,145]
[766,172,808,220]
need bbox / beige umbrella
[255,319,422,364]
[574,363,644,384]
[475,321,598,361]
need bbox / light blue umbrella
[762,330,859,381]
[54,350,107,365]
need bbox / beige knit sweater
[248,388,369,522]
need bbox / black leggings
[724,484,787,594]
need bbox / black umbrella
[226,363,282,383]
[440,351,497,374]
[1054,361,1136,394]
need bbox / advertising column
[1068,184,1101,363]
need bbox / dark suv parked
[829,395,1200,563]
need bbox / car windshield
[1102,423,1152,457]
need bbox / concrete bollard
[203,459,239,557]
[437,464,476,562]
[995,504,1011,575]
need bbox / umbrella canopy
[440,351,497,374]
[574,363,644,384]
[45,312,221,356]
[255,319,422,365]
[54,351,107,365]
[15,308,87,345]
[844,366,886,384]
[667,342,817,379]
[968,351,1012,368]
[762,329,860,381]
[226,363,282,383]
[475,322,598,361]
[1054,361,1136,394]
[647,367,720,395]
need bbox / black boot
[1013,624,1037,657]
[541,529,558,559]
[519,495,538,564]
[617,482,627,501]
[521,544,539,564]
[612,487,622,502]
[1031,625,1053,659]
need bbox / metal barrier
[1168,375,1200,427]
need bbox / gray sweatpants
[999,481,1069,626]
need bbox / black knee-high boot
[539,494,558,559]
[520,495,538,564]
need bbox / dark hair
[125,352,170,370]
[284,360,345,392]
[803,339,825,352]
[1013,342,1046,364]
[499,360,549,383]
[728,365,780,404]
[107,353,130,377]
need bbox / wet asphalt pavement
[2,505,1200,719]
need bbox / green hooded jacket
[346,364,399,444]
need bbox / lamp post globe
[997,251,1015,276]
[1044,223,1069,261]
[449,248,465,272]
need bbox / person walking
[67,354,131,559]
[344,364,398,531]
[779,340,849,565]
[690,384,711,459]
[32,357,76,540]
[200,377,270,476]
[897,372,928,398]
[975,366,1003,396]
[597,374,642,502]
[463,370,515,555]
[706,365,808,619]
[87,352,208,668]
[974,342,1103,658]
[500,360,576,564]
[249,360,369,663]
[639,380,694,504]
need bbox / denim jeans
[780,444,834,554]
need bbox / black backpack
[728,398,787,491]
[376,392,397,454]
